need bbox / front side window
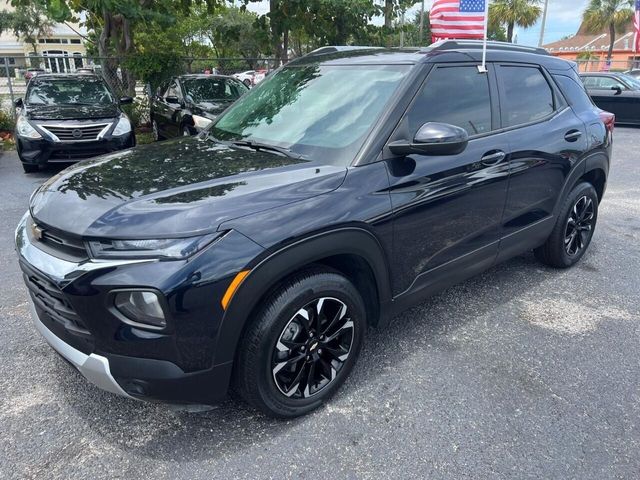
[182,77,248,103]
[210,64,410,166]
[26,78,114,106]
[499,66,555,127]
[164,82,180,99]
[405,65,493,137]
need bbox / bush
[0,108,15,132]
[122,96,150,129]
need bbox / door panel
[385,63,509,296]
[386,133,511,295]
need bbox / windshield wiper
[230,140,304,159]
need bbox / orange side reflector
[221,270,250,310]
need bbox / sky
[242,0,589,48]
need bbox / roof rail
[425,40,550,56]
[306,46,385,57]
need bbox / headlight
[16,116,42,139]
[86,233,220,260]
[192,114,213,130]
[112,115,132,136]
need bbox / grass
[136,130,154,145]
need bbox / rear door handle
[564,130,583,142]
[481,150,506,166]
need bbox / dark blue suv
[16,41,612,417]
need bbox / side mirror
[165,95,182,106]
[119,96,133,105]
[611,86,623,95]
[14,98,23,108]
[388,122,469,156]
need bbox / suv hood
[30,137,347,238]
[26,103,120,121]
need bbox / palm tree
[583,0,634,64]
[490,0,543,43]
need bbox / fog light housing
[114,290,166,330]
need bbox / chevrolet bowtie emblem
[31,223,44,241]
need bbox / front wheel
[535,182,599,268]
[234,268,366,418]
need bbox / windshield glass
[182,77,249,103]
[621,74,640,89]
[209,64,410,165]
[26,77,115,106]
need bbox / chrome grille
[41,123,109,142]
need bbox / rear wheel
[234,268,366,418]
[535,182,598,268]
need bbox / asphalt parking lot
[1,129,639,480]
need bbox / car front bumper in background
[17,133,135,165]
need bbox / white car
[233,70,268,87]
[233,71,256,87]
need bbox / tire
[534,182,599,268]
[234,267,366,418]
[182,125,193,137]
[243,79,252,87]
[152,119,163,141]
[21,163,39,173]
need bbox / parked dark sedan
[14,74,135,173]
[580,72,640,125]
[150,74,249,140]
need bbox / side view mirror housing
[165,95,182,107]
[611,86,623,95]
[14,98,23,108]
[119,96,133,105]
[388,122,469,156]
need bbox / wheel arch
[212,227,393,366]
[554,151,609,217]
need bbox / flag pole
[478,0,490,73]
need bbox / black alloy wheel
[535,182,599,268]
[272,297,354,399]
[564,195,595,257]
[234,267,366,418]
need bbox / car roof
[288,41,573,72]
[177,74,237,81]
[31,73,100,80]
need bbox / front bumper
[17,133,135,165]
[29,300,132,398]
[15,213,260,406]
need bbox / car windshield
[26,77,114,106]
[182,77,248,103]
[621,74,640,89]
[209,64,410,166]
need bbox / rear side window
[553,74,595,114]
[406,66,492,137]
[499,66,554,127]
[584,76,625,89]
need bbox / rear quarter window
[553,74,596,114]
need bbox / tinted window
[407,66,492,136]
[26,77,114,106]
[182,77,248,103]
[500,66,554,127]
[583,76,625,90]
[553,74,595,114]
[165,82,180,99]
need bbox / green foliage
[583,0,634,59]
[490,0,543,42]
[0,3,53,54]
[121,96,151,128]
[0,108,15,132]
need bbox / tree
[489,0,542,43]
[0,3,53,55]
[583,0,634,63]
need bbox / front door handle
[564,130,583,142]
[481,150,506,166]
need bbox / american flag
[634,0,640,53]
[430,0,487,43]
